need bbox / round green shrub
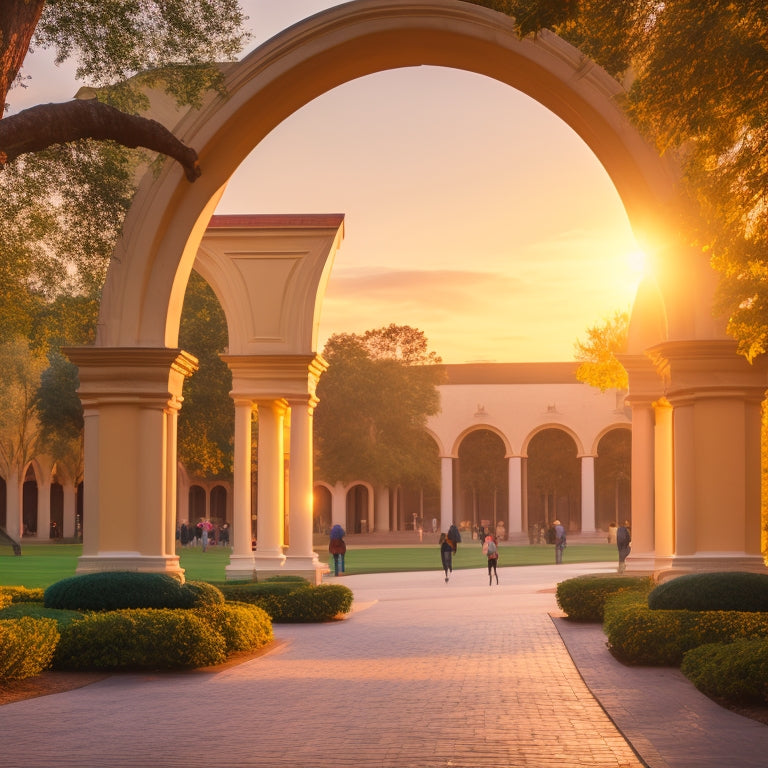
[263,575,310,584]
[198,603,273,652]
[556,575,652,622]
[220,582,353,622]
[44,571,205,610]
[0,617,60,680]
[181,580,225,607]
[54,609,227,670]
[648,571,768,612]
[682,639,768,705]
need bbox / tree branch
[0,99,201,181]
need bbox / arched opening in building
[526,429,581,534]
[595,428,632,531]
[50,480,64,538]
[210,485,227,524]
[313,485,332,534]
[457,429,508,539]
[346,484,370,533]
[189,485,206,522]
[22,466,38,536]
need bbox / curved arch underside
[100,0,714,351]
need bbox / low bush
[220,582,353,622]
[0,602,84,628]
[54,609,227,670]
[681,639,768,706]
[648,571,768,612]
[556,575,653,622]
[198,603,273,653]
[604,591,768,665]
[44,571,223,611]
[0,617,60,680]
[0,585,45,604]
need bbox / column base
[283,554,330,585]
[654,552,768,582]
[623,552,657,574]
[225,554,256,581]
[76,553,184,582]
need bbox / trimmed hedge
[0,585,45,604]
[44,572,224,611]
[556,575,653,622]
[0,602,84,628]
[220,582,353,622]
[603,590,768,665]
[197,603,273,653]
[648,571,768,612]
[53,609,228,670]
[681,639,768,706]
[0,617,60,680]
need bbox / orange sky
[14,0,642,364]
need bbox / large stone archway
[71,0,766,578]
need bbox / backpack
[486,540,497,558]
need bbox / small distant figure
[179,522,190,548]
[329,524,346,576]
[219,522,230,547]
[431,517,438,533]
[447,523,461,552]
[553,520,566,564]
[484,535,499,586]
[197,518,213,552]
[439,532,455,582]
[617,520,632,573]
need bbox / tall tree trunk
[0,0,45,105]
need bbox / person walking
[197,518,213,552]
[439,532,455,582]
[484,534,499,585]
[553,520,566,564]
[329,524,346,576]
[617,520,632,573]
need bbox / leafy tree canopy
[574,310,629,391]
[315,326,444,488]
[471,0,768,360]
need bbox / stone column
[64,347,197,579]
[375,486,390,532]
[252,399,288,574]
[5,468,21,541]
[37,473,52,540]
[649,340,768,575]
[440,456,454,533]
[507,456,523,540]
[284,395,325,579]
[579,455,596,534]
[62,479,77,539]
[226,399,256,580]
[653,398,674,563]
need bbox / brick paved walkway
[2,562,766,767]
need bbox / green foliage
[682,639,768,706]
[53,609,227,670]
[219,581,354,623]
[316,326,444,488]
[574,310,629,391]
[648,572,768,612]
[0,617,60,680]
[603,590,768,665]
[43,571,223,611]
[556,574,653,622]
[177,271,234,479]
[197,602,273,653]
[0,602,84,628]
[182,579,226,607]
[0,585,43,603]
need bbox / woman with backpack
[484,534,499,586]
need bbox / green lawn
[0,541,617,588]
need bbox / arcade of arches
[5,1,765,582]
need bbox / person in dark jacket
[329,525,347,576]
[617,520,632,573]
[553,520,566,564]
[439,532,455,582]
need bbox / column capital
[617,352,665,405]
[223,353,328,400]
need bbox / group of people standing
[178,519,230,551]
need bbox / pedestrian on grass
[617,520,631,573]
[484,534,499,585]
[553,519,566,564]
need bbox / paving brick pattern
[0,563,645,768]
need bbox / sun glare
[626,248,648,279]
